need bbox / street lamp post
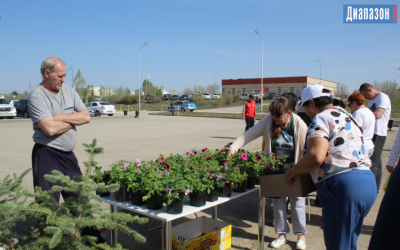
[255,31,263,112]
[145,60,154,95]
[316,60,321,85]
[138,42,147,112]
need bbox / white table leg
[257,192,266,250]
[162,221,172,250]
[211,206,218,219]
[110,204,118,247]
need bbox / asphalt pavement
[0,112,394,249]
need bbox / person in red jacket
[243,94,256,131]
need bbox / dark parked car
[170,95,179,100]
[14,99,30,118]
[264,92,279,100]
[180,94,190,100]
[163,94,171,100]
[145,94,151,100]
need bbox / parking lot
[0,114,394,249]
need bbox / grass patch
[114,99,243,112]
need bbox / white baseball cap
[296,85,331,111]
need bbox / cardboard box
[259,173,316,198]
[171,216,232,250]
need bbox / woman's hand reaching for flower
[227,150,235,157]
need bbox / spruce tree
[19,138,148,249]
[0,169,31,249]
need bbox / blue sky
[0,0,399,94]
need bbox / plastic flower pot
[255,178,260,185]
[129,190,146,206]
[218,186,232,197]
[111,185,130,202]
[234,180,247,193]
[189,190,207,207]
[167,198,183,214]
[246,177,256,189]
[206,188,219,202]
[146,193,164,210]
[96,191,110,197]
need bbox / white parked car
[240,93,249,100]
[0,98,16,119]
[202,93,211,100]
[86,102,116,116]
[212,93,220,99]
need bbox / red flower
[223,159,229,163]
[224,182,231,187]
[202,149,206,153]
[209,170,215,174]
[273,153,277,158]
[256,155,262,161]
[190,167,193,171]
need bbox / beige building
[222,76,337,97]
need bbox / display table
[102,186,260,250]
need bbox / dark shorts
[31,143,83,203]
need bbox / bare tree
[193,85,205,94]
[373,80,399,99]
[183,87,193,95]
[206,84,220,94]
[336,84,349,99]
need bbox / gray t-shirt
[28,84,86,152]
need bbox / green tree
[19,138,148,249]
[142,79,163,96]
[11,91,19,96]
[74,70,87,99]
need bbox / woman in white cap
[285,85,376,250]
[228,96,308,249]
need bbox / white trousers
[272,197,307,235]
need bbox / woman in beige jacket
[228,97,308,249]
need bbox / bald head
[40,57,66,78]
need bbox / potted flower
[109,160,130,201]
[126,159,147,206]
[141,161,168,210]
[185,152,215,207]
[164,177,190,214]
[91,166,111,197]
[225,154,248,193]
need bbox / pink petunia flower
[185,188,190,195]
[160,157,165,162]
[193,150,197,155]
[175,193,179,196]
[223,159,229,163]
[186,152,190,155]
[236,164,241,168]
[121,164,127,170]
[166,188,172,194]
[256,155,262,161]
[241,153,247,160]
[265,165,271,169]
[217,175,222,180]
[136,159,141,166]
[224,166,228,171]
[202,149,206,153]
[273,153,277,158]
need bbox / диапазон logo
[343,5,397,23]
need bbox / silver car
[86,102,116,116]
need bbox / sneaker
[270,237,287,248]
[296,239,306,250]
